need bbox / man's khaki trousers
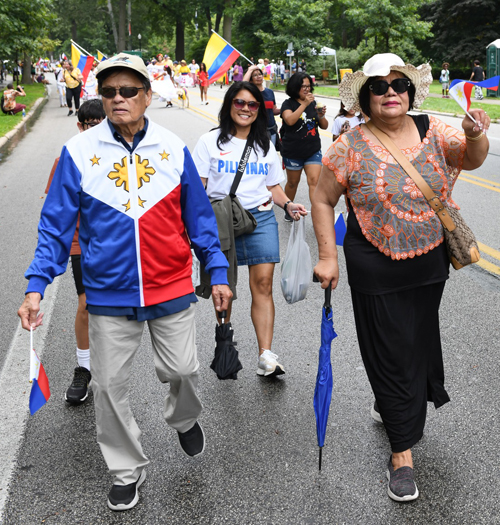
[89,304,202,485]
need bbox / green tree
[0,0,58,83]
[257,0,333,61]
[419,0,500,67]
[342,0,432,57]
[232,0,274,59]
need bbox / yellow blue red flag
[97,50,107,62]
[202,32,240,84]
[71,42,95,85]
[449,76,499,112]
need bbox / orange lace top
[322,116,466,260]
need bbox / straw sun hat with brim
[339,53,433,113]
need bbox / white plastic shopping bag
[191,249,201,288]
[280,217,312,304]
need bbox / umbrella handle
[324,284,332,309]
[218,310,227,324]
[313,274,333,310]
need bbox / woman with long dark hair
[243,64,280,147]
[193,81,307,377]
[197,62,209,105]
[280,72,328,220]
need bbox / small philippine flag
[29,342,50,415]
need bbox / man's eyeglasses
[369,78,411,96]
[300,84,311,91]
[99,86,145,99]
[232,98,260,111]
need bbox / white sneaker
[257,350,285,377]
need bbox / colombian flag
[71,43,95,86]
[29,348,50,415]
[202,32,240,84]
[97,50,107,62]
[449,76,499,112]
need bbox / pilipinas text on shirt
[218,160,269,175]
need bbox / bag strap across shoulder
[366,120,456,232]
[229,138,252,197]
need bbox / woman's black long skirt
[351,281,450,453]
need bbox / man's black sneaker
[65,366,91,405]
[107,470,146,511]
[178,421,205,458]
[67,110,73,116]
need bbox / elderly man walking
[18,54,232,512]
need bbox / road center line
[0,277,60,522]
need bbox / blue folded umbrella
[313,285,337,470]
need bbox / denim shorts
[282,150,323,170]
[235,207,280,266]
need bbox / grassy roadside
[0,84,47,137]
[271,80,500,120]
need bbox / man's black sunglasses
[99,86,145,99]
[369,78,411,96]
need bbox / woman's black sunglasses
[369,78,411,96]
[99,86,145,99]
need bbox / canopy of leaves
[341,0,432,55]
[256,0,333,60]
[0,0,58,58]
[419,0,500,66]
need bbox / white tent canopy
[318,46,336,56]
[311,46,338,83]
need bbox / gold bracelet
[465,132,484,142]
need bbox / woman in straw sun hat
[312,53,490,502]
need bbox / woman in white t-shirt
[331,102,364,141]
[193,81,307,377]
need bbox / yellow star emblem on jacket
[90,154,101,166]
[159,150,170,161]
[108,154,156,192]
[122,196,147,212]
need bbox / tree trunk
[205,7,212,37]
[175,19,185,61]
[118,0,127,52]
[215,10,223,34]
[341,12,347,48]
[22,54,33,85]
[355,28,362,48]
[107,0,119,51]
[128,0,132,50]
[384,33,389,52]
[71,19,77,41]
[223,0,232,42]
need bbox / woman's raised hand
[463,108,490,135]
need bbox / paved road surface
[0,80,499,524]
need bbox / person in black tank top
[312,53,490,503]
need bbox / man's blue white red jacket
[25,117,229,307]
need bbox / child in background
[440,63,450,98]
[331,102,364,142]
